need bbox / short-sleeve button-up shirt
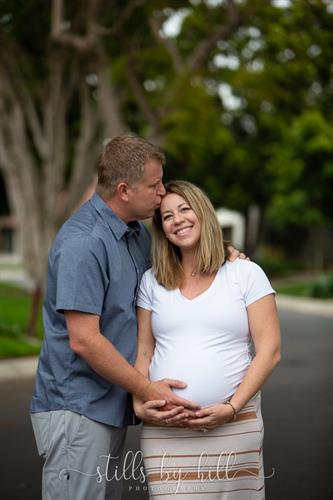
[30,193,151,427]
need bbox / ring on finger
[165,418,169,424]
[201,428,208,433]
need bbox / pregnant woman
[134,180,281,499]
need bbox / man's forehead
[142,159,164,179]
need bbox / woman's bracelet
[224,400,237,421]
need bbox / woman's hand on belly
[133,397,196,427]
[185,402,234,431]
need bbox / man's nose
[158,183,166,196]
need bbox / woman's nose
[173,211,184,224]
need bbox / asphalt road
[0,309,332,500]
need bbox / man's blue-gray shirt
[30,193,151,427]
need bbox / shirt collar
[90,193,141,240]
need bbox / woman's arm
[228,293,281,411]
[135,306,155,379]
[188,293,281,430]
[133,306,164,422]
[134,307,196,424]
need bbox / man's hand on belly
[143,378,200,411]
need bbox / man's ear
[117,182,129,202]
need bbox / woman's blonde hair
[152,180,226,289]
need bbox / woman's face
[160,193,201,252]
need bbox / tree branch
[65,80,100,216]
[50,0,124,139]
[42,53,73,220]
[109,0,147,36]
[51,0,62,37]
[96,48,125,138]
[188,0,243,72]
[0,56,48,160]
[125,47,161,139]
[50,0,100,52]
[148,15,184,74]
[0,86,43,270]
[0,106,13,173]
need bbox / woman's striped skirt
[141,392,265,499]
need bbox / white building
[215,208,246,250]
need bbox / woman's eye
[163,214,172,221]
[181,207,190,212]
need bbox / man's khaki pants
[31,410,127,500]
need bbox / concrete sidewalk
[276,295,333,318]
[0,295,332,381]
[0,356,38,381]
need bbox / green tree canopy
[0,0,333,307]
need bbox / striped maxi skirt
[140,392,265,499]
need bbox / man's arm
[65,310,199,409]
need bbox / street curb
[0,356,37,381]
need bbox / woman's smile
[174,226,193,236]
[160,193,201,251]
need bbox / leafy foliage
[267,111,333,228]
[1,0,333,259]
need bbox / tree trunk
[26,285,42,338]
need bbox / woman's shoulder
[138,268,159,305]
[224,257,258,270]
[141,267,160,287]
[223,258,269,280]
[223,258,275,303]
[141,267,154,282]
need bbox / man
[30,135,242,500]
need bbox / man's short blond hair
[96,135,165,198]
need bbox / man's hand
[143,378,200,411]
[226,245,249,262]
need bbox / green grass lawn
[276,282,315,296]
[0,262,23,271]
[0,336,41,358]
[0,283,43,359]
[275,275,333,299]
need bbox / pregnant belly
[149,349,250,407]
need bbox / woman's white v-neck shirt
[137,259,275,407]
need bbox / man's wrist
[134,377,151,401]
[142,381,152,401]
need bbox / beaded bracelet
[224,400,237,421]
